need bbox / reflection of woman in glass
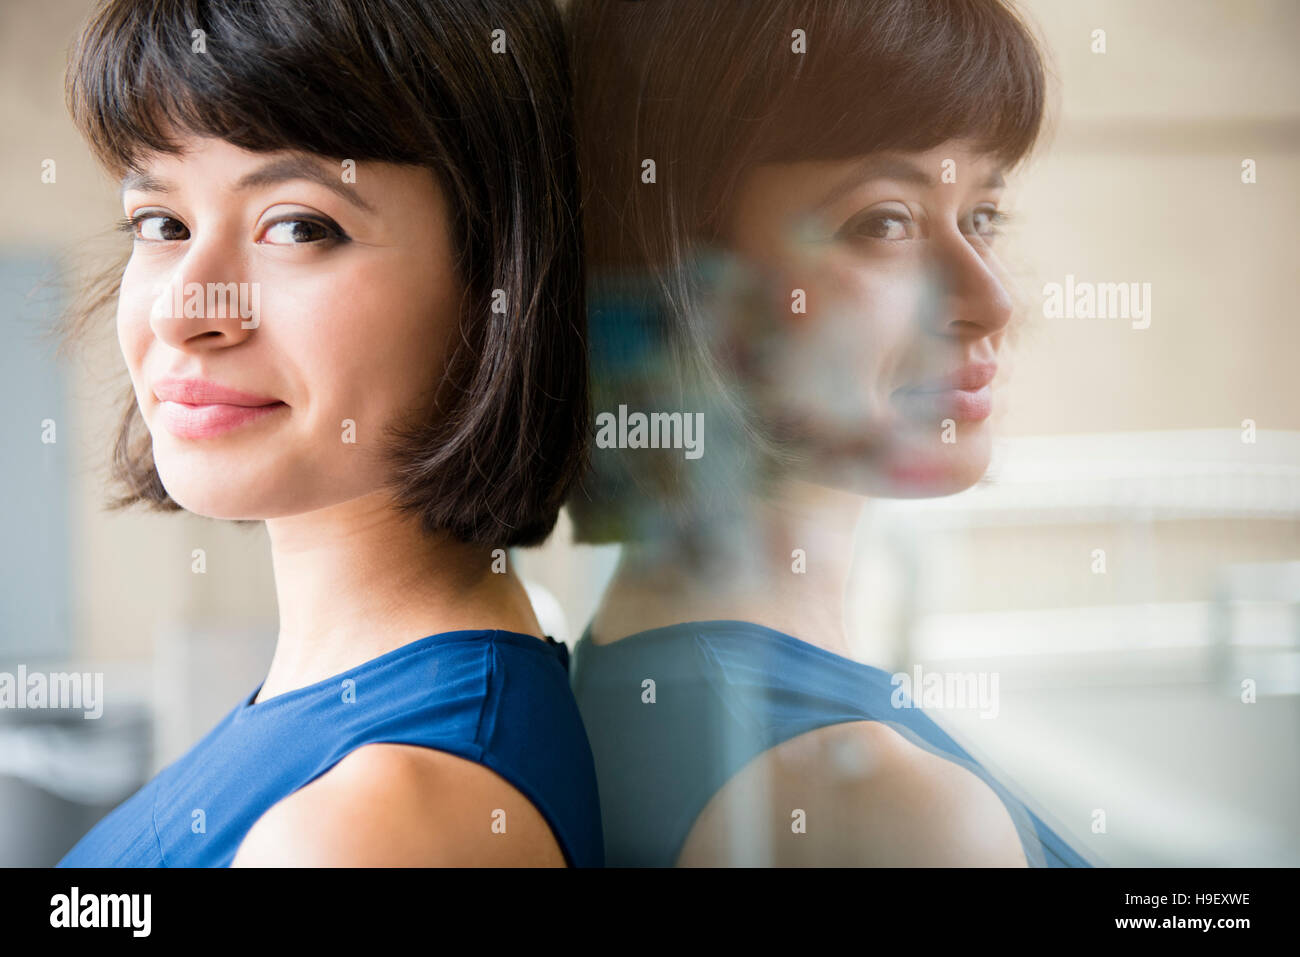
[567,0,1094,866]
[55,0,601,866]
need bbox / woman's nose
[146,244,259,350]
[925,233,1015,340]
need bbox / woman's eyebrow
[119,155,375,213]
[814,156,1006,213]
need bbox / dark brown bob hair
[563,0,1050,543]
[62,0,587,548]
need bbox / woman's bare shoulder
[677,720,1029,867]
[231,743,566,867]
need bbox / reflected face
[720,140,1019,497]
[117,135,460,518]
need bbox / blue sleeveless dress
[58,629,604,867]
[570,619,1096,867]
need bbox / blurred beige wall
[1006,0,1300,435]
[958,0,1300,622]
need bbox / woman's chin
[879,459,989,498]
[884,444,991,498]
[155,471,272,521]
[808,424,993,500]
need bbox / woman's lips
[893,362,996,422]
[893,384,992,422]
[157,400,287,439]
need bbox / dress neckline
[235,629,560,718]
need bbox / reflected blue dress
[58,629,604,867]
[571,619,1095,867]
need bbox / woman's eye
[259,218,341,245]
[967,207,1008,240]
[129,214,190,242]
[839,209,917,242]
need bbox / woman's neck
[256,490,539,702]
[589,479,869,658]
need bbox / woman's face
[117,135,460,519]
[720,140,1019,498]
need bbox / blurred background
[1,0,1296,866]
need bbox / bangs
[66,0,439,176]
[760,0,1048,169]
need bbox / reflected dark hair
[62,0,587,547]
[564,0,1049,542]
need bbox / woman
[565,0,1096,866]
[55,0,602,867]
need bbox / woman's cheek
[116,283,154,381]
[766,244,853,329]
